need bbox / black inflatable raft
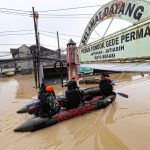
[16,87,102,114]
[14,95,116,132]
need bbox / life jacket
[67,81,78,90]
[65,90,81,109]
[38,89,46,100]
[40,92,53,103]
[100,79,113,96]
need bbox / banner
[79,20,150,62]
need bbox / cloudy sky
[1,0,147,58]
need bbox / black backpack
[100,80,113,96]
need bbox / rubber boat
[16,87,112,115]
[14,92,116,132]
[17,87,102,114]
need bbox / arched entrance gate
[79,0,150,72]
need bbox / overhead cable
[0,7,30,13]
[39,13,93,16]
[0,29,34,33]
[40,30,98,40]
[0,10,30,16]
[0,4,103,13]
[39,16,91,19]
[38,4,103,12]
[0,33,34,36]
[40,33,69,41]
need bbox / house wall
[17,45,33,70]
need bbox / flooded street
[0,73,150,150]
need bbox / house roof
[67,39,76,46]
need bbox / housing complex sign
[79,20,150,62]
[79,0,150,62]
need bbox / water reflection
[110,72,132,83]
[0,78,18,105]
[15,75,38,99]
[13,72,150,100]
[105,102,117,124]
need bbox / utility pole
[31,48,38,88]
[32,7,40,88]
[57,31,63,87]
[38,32,44,84]
[57,31,61,59]
[0,64,2,78]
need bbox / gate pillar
[66,39,79,80]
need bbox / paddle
[117,92,128,98]
[112,80,129,98]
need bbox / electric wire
[0,29,34,34]
[0,43,35,46]
[39,30,98,41]
[40,30,98,40]
[39,13,93,16]
[0,10,93,18]
[0,4,105,54]
[0,51,65,61]
[0,10,31,16]
[40,30,82,37]
[0,33,34,36]
[40,33,69,41]
[0,7,30,13]
[38,4,103,12]
[39,16,91,19]
[0,4,103,13]
[0,43,64,50]
[0,11,92,19]
[0,4,104,18]
[0,10,92,18]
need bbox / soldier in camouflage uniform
[39,85,60,117]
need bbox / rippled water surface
[0,73,150,150]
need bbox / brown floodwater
[0,73,150,150]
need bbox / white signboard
[80,0,150,46]
[79,20,150,62]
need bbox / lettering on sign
[80,0,150,46]
[79,22,150,62]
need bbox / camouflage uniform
[39,92,60,117]
[46,94,59,114]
